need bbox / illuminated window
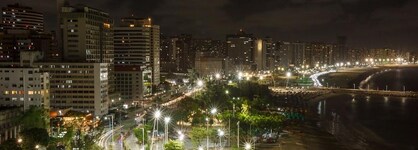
[4,91,9,95]
[11,91,17,94]
[28,91,34,95]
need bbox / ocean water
[315,67,418,149]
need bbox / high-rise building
[114,17,160,86]
[307,42,334,66]
[37,62,110,116]
[114,65,145,102]
[254,39,267,71]
[0,51,111,116]
[280,42,307,68]
[264,38,279,70]
[226,29,255,71]
[335,36,347,63]
[0,67,50,110]
[160,36,178,72]
[1,3,44,33]
[0,29,53,62]
[60,4,114,63]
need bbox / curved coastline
[312,65,418,149]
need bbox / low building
[38,63,110,116]
[0,67,50,110]
[114,65,144,103]
[0,107,22,144]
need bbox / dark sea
[315,67,418,149]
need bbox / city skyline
[1,0,418,50]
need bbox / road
[98,125,124,150]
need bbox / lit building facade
[114,65,146,102]
[60,5,114,63]
[226,30,255,71]
[1,3,44,33]
[38,63,110,116]
[0,67,50,110]
[114,17,160,87]
[0,30,53,62]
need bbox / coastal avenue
[307,68,418,98]
[312,87,418,98]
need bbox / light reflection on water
[315,94,418,149]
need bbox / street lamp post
[244,142,251,150]
[164,117,171,144]
[218,129,224,149]
[286,72,291,88]
[151,110,161,150]
[237,121,240,149]
[105,114,114,148]
[206,117,210,150]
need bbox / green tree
[164,140,184,150]
[20,128,49,150]
[188,127,207,147]
[133,125,151,144]
[18,107,49,130]
[0,138,22,150]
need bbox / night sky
[2,0,418,51]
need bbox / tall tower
[114,17,160,86]
[1,3,44,33]
[226,29,255,72]
[336,36,347,63]
[60,4,114,63]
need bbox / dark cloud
[1,0,418,50]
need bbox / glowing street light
[245,142,252,150]
[177,131,185,141]
[17,138,22,143]
[225,90,229,94]
[218,129,225,149]
[35,145,40,149]
[238,71,243,80]
[210,108,217,115]
[215,73,221,79]
[286,72,292,88]
[164,117,171,143]
[151,109,162,150]
[154,110,161,119]
[286,72,291,78]
[197,80,204,87]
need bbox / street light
[225,90,229,94]
[104,114,114,148]
[164,117,171,144]
[151,109,162,150]
[218,129,225,149]
[17,138,22,143]
[197,80,204,87]
[198,146,204,150]
[177,131,184,141]
[244,142,252,150]
[210,108,217,115]
[286,72,292,88]
[215,73,221,79]
[35,145,40,149]
[206,117,210,150]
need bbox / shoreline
[272,66,418,150]
[311,66,418,149]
